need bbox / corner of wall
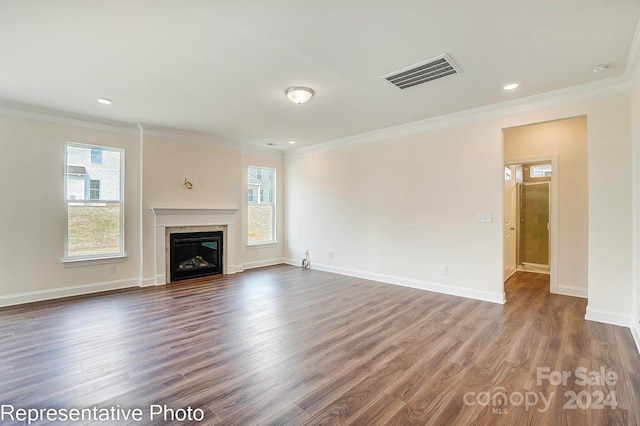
[632,320,640,355]
[584,305,631,328]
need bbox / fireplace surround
[150,208,238,284]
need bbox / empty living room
[2,1,640,425]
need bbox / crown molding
[136,124,243,151]
[285,75,632,160]
[242,145,285,160]
[624,19,640,86]
[0,99,139,135]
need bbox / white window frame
[247,165,276,246]
[64,142,125,262]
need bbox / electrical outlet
[440,265,447,275]
[328,251,333,259]
[107,265,116,274]
[477,212,492,223]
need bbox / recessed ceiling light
[503,83,519,91]
[288,140,296,145]
[285,87,314,104]
[97,97,113,105]
[592,64,610,73]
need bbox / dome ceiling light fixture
[285,86,314,104]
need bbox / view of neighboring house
[66,146,120,202]
[248,166,274,205]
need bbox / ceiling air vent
[382,54,459,90]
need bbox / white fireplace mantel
[150,208,239,284]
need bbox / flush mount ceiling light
[503,83,519,90]
[97,97,113,105]
[285,87,314,104]
[592,64,610,73]
[288,140,296,145]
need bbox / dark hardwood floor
[0,266,639,425]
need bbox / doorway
[502,115,588,301]
[504,162,552,282]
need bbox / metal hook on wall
[184,178,194,190]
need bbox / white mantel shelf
[150,208,239,284]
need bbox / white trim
[64,142,126,262]
[286,260,504,304]
[0,278,140,308]
[141,125,242,151]
[585,306,631,327]
[505,155,560,298]
[138,123,145,289]
[140,277,157,287]
[0,99,139,135]
[556,285,588,299]
[242,258,285,271]
[286,78,630,160]
[243,145,285,159]
[623,19,640,83]
[285,258,302,267]
[150,208,239,284]
[631,323,640,356]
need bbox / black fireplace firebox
[169,231,223,282]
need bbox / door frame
[503,155,559,297]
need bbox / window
[248,166,275,245]
[248,188,254,202]
[91,148,102,163]
[530,164,552,178]
[65,143,124,260]
[89,180,100,200]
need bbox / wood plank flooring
[0,266,639,425]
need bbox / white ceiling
[1,0,639,149]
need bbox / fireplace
[150,208,238,285]
[169,231,223,282]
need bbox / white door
[503,166,517,281]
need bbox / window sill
[247,242,279,248]
[62,255,128,268]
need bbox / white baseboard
[285,258,302,267]
[241,258,285,271]
[554,285,588,299]
[0,278,140,308]
[140,277,158,287]
[585,306,631,327]
[285,259,504,304]
[632,322,640,356]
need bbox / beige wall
[286,122,504,301]
[286,94,633,320]
[504,117,588,292]
[141,133,244,282]
[0,114,141,302]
